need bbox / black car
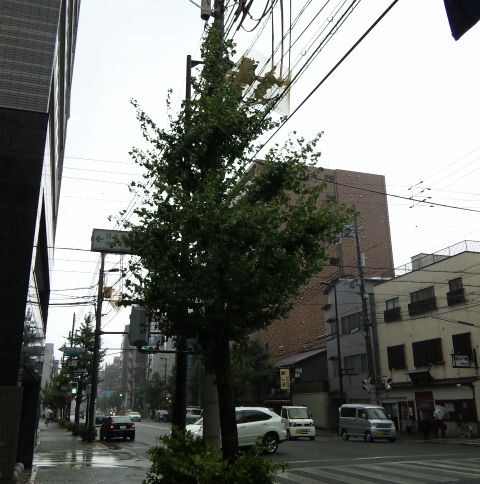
[99,415,135,441]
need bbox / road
[102,422,480,483]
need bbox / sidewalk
[25,422,150,484]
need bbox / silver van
[339,404,396,442]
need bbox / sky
[47,0,480,364]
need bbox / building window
[447,277,465,306]
[384,297,401,322]
[449,277,463,292]
[343,353,367,374]
[452,332,472,356]
[341,311,363,334]
[386,297,399,309]
[412,338,443,367]
[408,286,436,316]
[387,345,406,370]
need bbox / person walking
[418,404,432,439]
[434,405,447,438]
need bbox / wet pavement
[27,422,150,483]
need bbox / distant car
[186,407,203,424]
[99,415,135,441]
[185,407,287,454]
[79,410,85,419]
[128,411,142,422]
[154,409,170,422]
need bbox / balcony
[447,287,466,306]
[408,297,437,316]
[384,306,401,323]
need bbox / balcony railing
[447,287,466,306]
[408,297,437,316]
[384,306,401,323]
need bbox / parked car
[280,405,316,440]
[185,407,287,454]
[339,403,396,442]
[99,415,136,441]
[186,407,203,424]
[154,409,170,422]
[127,411,142,422]
[95,415,107,426]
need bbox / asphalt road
[102,423,480,483]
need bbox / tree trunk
[212,338,238,462]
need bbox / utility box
[129,306,148,346]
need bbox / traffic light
[129,306,148,346]
[71,382,78,395]
[362,378,371,392]
[384,377,392,391]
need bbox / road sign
[60,346,87,357]
[91,228,131,253]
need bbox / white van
[280,405,316,440]
[339,404,396,442]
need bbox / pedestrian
[419,408,431,439]
[433,406,446,438]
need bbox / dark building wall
[0,107,49,385]
[256,167,395,362]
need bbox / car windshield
[288,408,310,419]
[366,408,388,419]
[111,416,132,422]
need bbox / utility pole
[333,283,344,404]
[353,216,377,401]
[86,252,105,440]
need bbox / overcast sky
[47,0,480,363]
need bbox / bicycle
[455,418,472,438]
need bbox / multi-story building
[324,277,387,406]
[0,1,80,479]
[120,325,147,413]
[40,343,55,390]
[256,168,395,363]
[374,241,480,435]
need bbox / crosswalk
[276,456,480,483]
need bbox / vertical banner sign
[280,368,290,391]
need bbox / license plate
[120,425,126,429]
[376,430,383,436]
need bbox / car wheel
[364,431,373,443]
[341,430,349,441]
[99,431,104,441]
[309,436,315,441]
[130,435,135,441]
[263,432,279,454]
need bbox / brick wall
[255,168,394,361]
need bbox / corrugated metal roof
[275,348,326,367]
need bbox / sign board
[452,354,471,368]
[61,346,87,357]
[279,368,290,391]
[91,228,131,253]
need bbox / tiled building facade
[256,168,395,362]
[0,1,80,479]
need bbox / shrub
[143,432,286,484]
[80,426,97,442]
[57,418,68,428]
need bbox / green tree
[139,372,166,417]
[231,339,275,406]
[121,24,353,461]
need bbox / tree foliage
[120,23,353,461]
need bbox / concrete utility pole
[86,252,105,440]
[333,283,344,404]
[353,216,377,400]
